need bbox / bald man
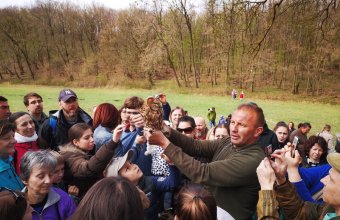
[194,116,208,140]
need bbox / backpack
[49,117,57,136]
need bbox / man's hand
[269,149,288,185]
[144,129,170,149]
[112,124,124,143]
[135,135,146,145]
[256,158,276,190]
[161,121,171,137]
[161,153,174,165]
[130,113,145,128]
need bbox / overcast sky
[0,0,137,9]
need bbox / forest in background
[0,0,340,103]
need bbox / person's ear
[72,139,79,147]
[58,101,62,109]
[254,127,264,138]
[22,180,28,186]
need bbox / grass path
[1,83,339,133]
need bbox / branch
[251,0,284,58]
[318,0,336,41]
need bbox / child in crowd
[50,150,80,204]
[240,91,244,100]
[104,150,181,220]
[131,130,177,213]
[59,123,123,198]
[174,183,234,220]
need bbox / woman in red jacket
[9,112,40,175]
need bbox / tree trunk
[180,0,199,88]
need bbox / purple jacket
[24,187,76,220]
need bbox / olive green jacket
[164,129,265,220]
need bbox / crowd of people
[0,90,340,220]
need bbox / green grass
[1,83,340,134]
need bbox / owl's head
[140,95,164,130]
[146,96,162,111]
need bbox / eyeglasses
[0,187,24,203]
[177,127,194,134]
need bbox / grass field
[1,83,339,134]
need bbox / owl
[140,96,164,131]
[140,95,164,155]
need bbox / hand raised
[269,149,288,185]
[256,158,276,190]
[144,129,170,149]
[130,114,145,128]
[284,144,302,169]
[112,124,125,143]
[135,135,146,145]
[68,185,79,197]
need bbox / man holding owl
[142,102,265,220]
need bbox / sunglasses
[177,127,194,134]
[0,187,24,203]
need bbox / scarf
[14,132,38,143]
[307,157,320,167]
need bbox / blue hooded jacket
[0,156,24,190]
